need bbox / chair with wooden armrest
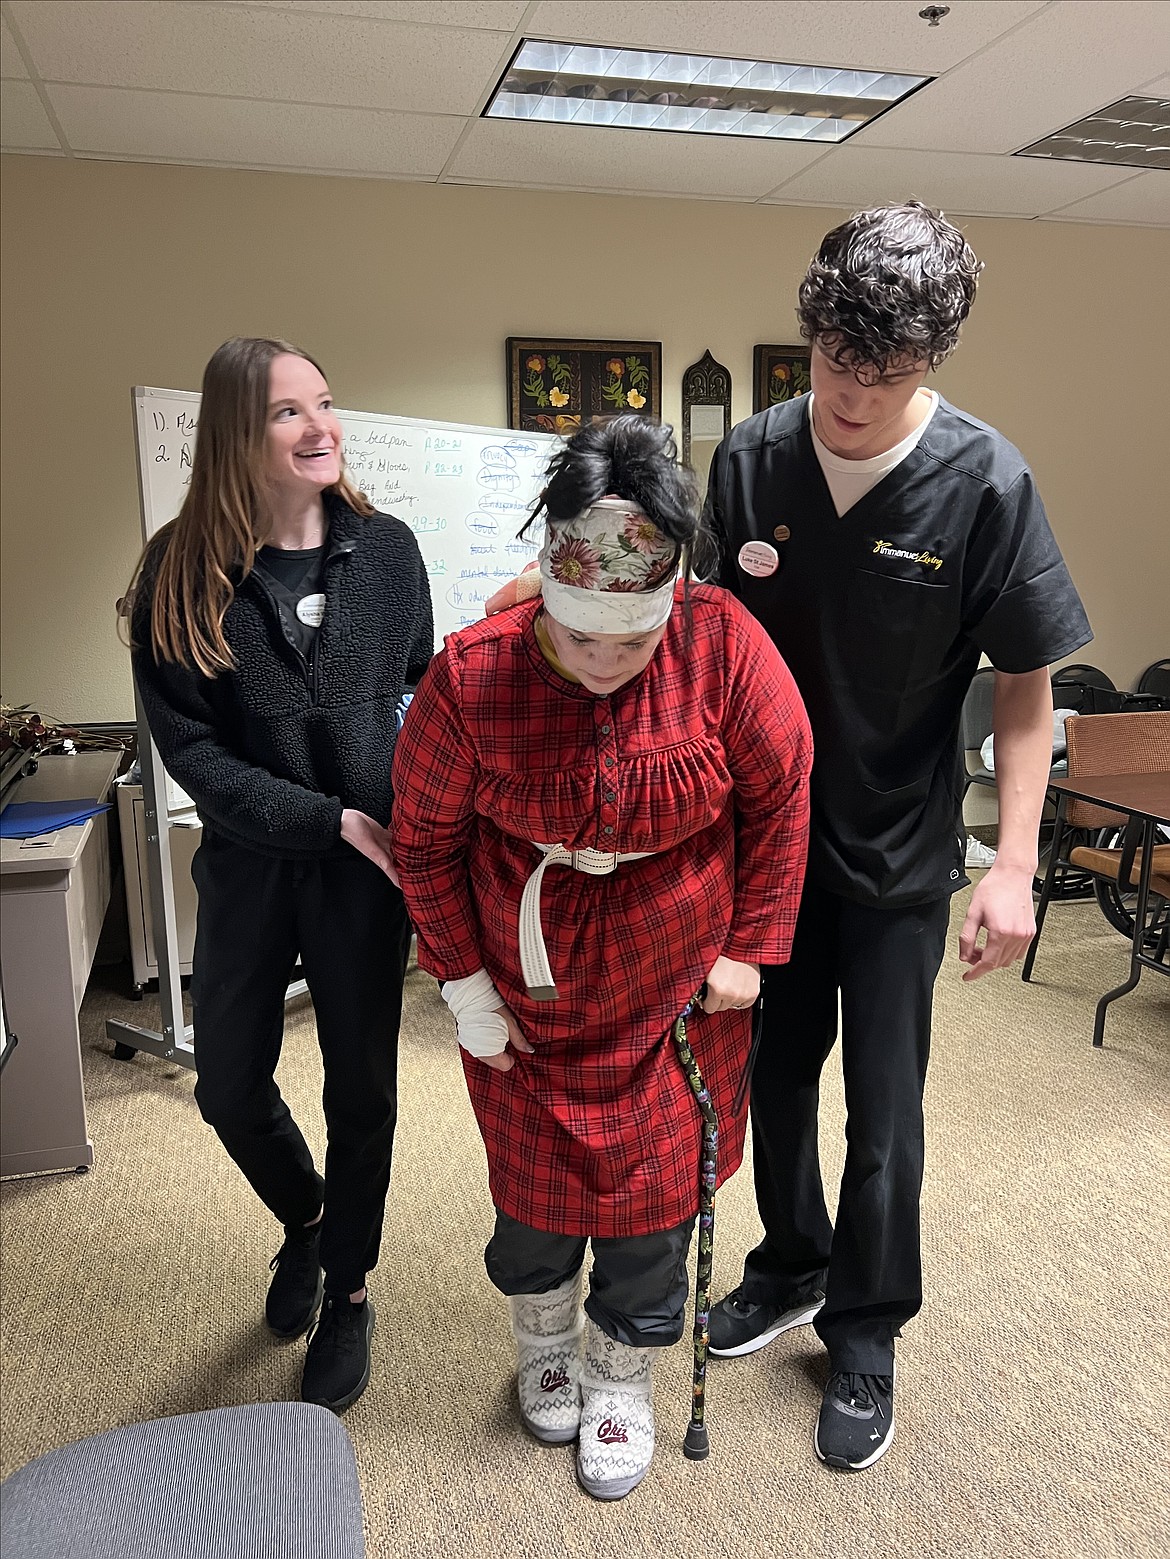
[1023,710,1170,989]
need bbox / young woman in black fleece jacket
[128,337,433,1413]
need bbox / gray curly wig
[797,201,984,380]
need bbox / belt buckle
[572,848,617,874]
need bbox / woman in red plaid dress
[392,417,811,1499]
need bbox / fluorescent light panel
[485,40,928,143]
[1017,96,1169,170]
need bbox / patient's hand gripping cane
[671,996,719,1461]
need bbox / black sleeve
[405,544,436,685]
[701,436,741,594]
[962,469,1092,674]
[131,592,342,854]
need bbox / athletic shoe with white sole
[576,1318,655,1501]
[964,836,998,869]
[510,1271,584,1444]
[814,1368,895,1471]
[707,1286,825,1358]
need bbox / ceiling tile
[763,145,1137,219]
[525,1,1045,74]
[855,0,1170,154]
[9,1,511,115]
[446,113,827,198]
[48,84,464,175]
[1042,171,1170,226]
[1,15,30,78]
[221,1,527,26]
[1,80,61,150]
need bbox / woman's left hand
[476,1008,536,1073]
[700,955,761,1014]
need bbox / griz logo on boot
[597,1419,629,1444]
[540,1366,571,1392]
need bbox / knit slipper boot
[577,1318,655,1500]
[510,1271,584,1444]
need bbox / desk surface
[1050,772,1170,824]
[0,752,122,874]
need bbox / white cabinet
[1,753,120,1174]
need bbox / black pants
[191,833,412,1296]
[741,882,950,1374]
[485,1209,696,1349]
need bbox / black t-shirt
[707,395,1092,907]
[254,543,327,661]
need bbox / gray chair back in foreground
[0,1402,365,1559]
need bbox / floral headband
[538,497,679,633]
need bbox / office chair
[0,1403,365,1559]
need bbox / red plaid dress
[391,585,811,1237]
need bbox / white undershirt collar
[808,390,938,518]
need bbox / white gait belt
[520,842,656,1001]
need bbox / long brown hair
[125,336,374,675]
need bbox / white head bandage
[538,497,679,634]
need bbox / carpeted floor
[1,887,1167,1559]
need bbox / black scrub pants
[486,1209,696,1349]
[740,882,950,1375]
[190,832,412,1298]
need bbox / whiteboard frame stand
[105,387,307,1071]
[104,679,198,1068]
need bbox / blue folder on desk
[0,800,111,839]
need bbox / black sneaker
[708,1286,825,1357]
[301,1295,375,1413]
[814,1368,895,1471]
[265,1222,324,1340]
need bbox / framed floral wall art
[507,338,662,433]
[752,344,812,414]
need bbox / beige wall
[2,155,1167,721]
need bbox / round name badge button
[738,541,779,578]
[296,592,326,627]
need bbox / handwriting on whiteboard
[139,394,554,649]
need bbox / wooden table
[1046,771,1170,1046]
[0,752,121,1175]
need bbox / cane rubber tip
[683,1425,710,1460]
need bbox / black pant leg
[296,852,412,1296]
[484,1209,588,1295]
[190,835,323,1228]
[740,884,841,1303]
[813,895,950,1374]
[587,1219,697,1348]
[483,1213,695,1348]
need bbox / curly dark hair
[523,416,716,578]
[797,201,983,379]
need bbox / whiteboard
[133,386,557,643]
[132,386,557,815]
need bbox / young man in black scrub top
[704,202,1091,1472]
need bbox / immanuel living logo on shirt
[871,538,944,572]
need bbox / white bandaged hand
[440,968,510,1058]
